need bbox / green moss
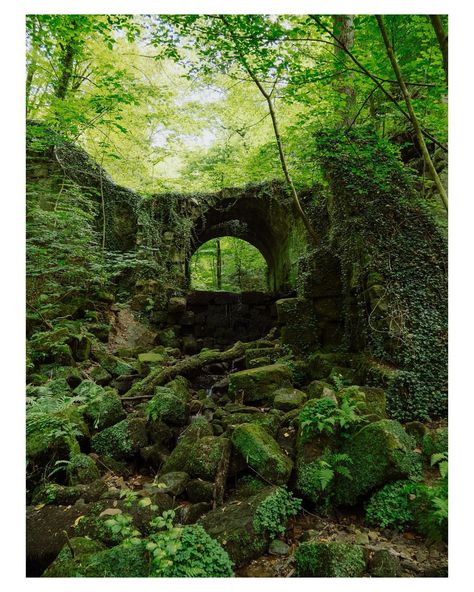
[91,417,148,460]
[67,453,100,485]
[334,419,422,505]
[273,387,307,411]
[146,386,188,426]
[42,537,105,577]
[295,541,365,577]
[186,436,230,481]
[231,423,293,485]
[74,380,125,430]
[365,480,416,530]
[228,364,292,404]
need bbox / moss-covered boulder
[186,478,215,503]
[222,409,281,436]
[273,387,307,411]
[295,541,366,577]
[66,453,100,485]
[91,417,148,460]
[74,380,125,430]
[153,471,189,496]
[305,379,334,400]
[42,537,105,577]
[31,479,106,506]
[245,347,279,369]
[340,385,387,419]
[43,539,150,577]
[334,419,422,505]
[160,417,213,474]
[162,435,230,483]
[231,423,293,485]
[91,343,137,377]
[147,386,188,426]
[199,486,296,567]
[88,364,112,385]
[228,363,292,404]
[422,426,448,458]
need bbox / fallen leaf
[34,503,45,510]
[99,508,123,518]
[73,515,85,527]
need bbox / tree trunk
[333,15,356,127]
[376,15,448,212]
[216,238,222,290]
[429,15,448,84]
[55,41,76,100]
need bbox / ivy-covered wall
[313,128,448,421]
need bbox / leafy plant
[253,487,302,540]
[365,480,417,530]
[297,452,353,504]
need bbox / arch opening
[189,236,269,293]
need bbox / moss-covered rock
[339,385,387,419]
[231,423,293,485]
[42,537,105,577]
[308,352,350,380]
[147,386,188,426]
[153,471,189,496]
[422,426,448,458]
[368,548,402,577]
[295,541,366,577]
[160,417,213,474]
[228,364,292,404]
[304,379,334,400]
[74,380,125,430]
[273,387,307,411]
[43,539,150,577]
[199,486,293,567]
[162,435,230,482]
[222,409,281,436]
[245,347,279,369]
[334,419,422,505]
[186,478,215,503]
[91,343,137,377]
[66,453,100,485]
[31,479,106,506]
[91,417,148,460]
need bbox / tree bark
[333,15,356,127]
[310,16,447,154]
[216,238,222,290]
[376,15,448,212]
[122,340,249,399]
[429,15,448,84]
[55,41,76,100]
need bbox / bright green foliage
[91,418,148,460]
[299,395,365,443]
[190,237,268,292]
[253,487,302,540]
[296,452,353,504]
[365,480,417,530]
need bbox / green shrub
[365,480,416,530]
[297,452,352,505]
[253,486,301,540]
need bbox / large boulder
[231,423,293,485]
[43,538,149,577]
[147,386,188,426]
[162,435,230,491]
[66,453,100,485]
[295,541,366,577]
[273,387,307,411]
[199,486,297,567]
[160,417,213,474]
[91,417,148,460]
[228,364,292,404]
[334,419,422,505]
[74,380,125,430]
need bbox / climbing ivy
[314,127,447,421]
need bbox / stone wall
[167,291,280,351]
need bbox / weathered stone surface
[66,453,100,485]
[186,478,215,503]
[305,379,334,400]
[153,471,190,496]
[369,548,401,577]
[228,363,292,404]
[148,386,188,426]
[334,420,421,505]
[31,479,106,506]
[91,417,148,460]
[199,486,290,567]
[168,297,187,314]
[162,434,230,484]
[273,387,307,411]
[160,417,213,474]
[74,380,125,430]
[295,541,366,577]
[231,423,293,485]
